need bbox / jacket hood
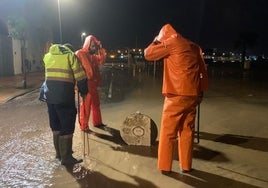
[155,24,179,42]
[49,44,70,55]
[81,35,100,52]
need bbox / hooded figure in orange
[144,24,208,173]
[76,35,106,130]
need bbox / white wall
[12,39,22,75]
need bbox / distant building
[0,18,44,77]
[0,19,13,76]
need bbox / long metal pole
[153,61,156,78]
[21,40,27,89]
[57,0,62,43]
[195,104,200,144]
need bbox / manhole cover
[120,111,158,146]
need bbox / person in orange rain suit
[144,24,208,174]
[75,35,107,130]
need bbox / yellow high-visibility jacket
[43,44,88,104]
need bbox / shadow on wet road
[64,163,159,188]
[163,168,263,188]
[1,64,268,187]
[199,132,268,152]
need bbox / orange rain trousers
[79,82,102,130]
[158,95,198,171]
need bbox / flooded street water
[1,65,268,187]
[0,92,58,187]
[1,131,58,187]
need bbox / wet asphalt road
[0,65,268,188]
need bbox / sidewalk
[0,72,44,104]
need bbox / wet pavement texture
[0,72,45,104]
[0,65,268,188]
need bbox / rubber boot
[59,134,83,165]
[53,131,61,160]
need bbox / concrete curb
[4,87,40,103]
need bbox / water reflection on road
[0,119,59,187]
[0,65,267,187]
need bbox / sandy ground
[0,66,268,188]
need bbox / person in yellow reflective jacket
[43,43,88,165]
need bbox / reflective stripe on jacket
[44,44,86,83]
[43,44,87,104]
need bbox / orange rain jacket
[144,24,208,96]
[76,35,106,85]
[144,24,208,171]
[76,35,106,130]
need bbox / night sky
[1,0,268,55]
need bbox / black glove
[77,79,88,96]
[153,36,161,45]
[80,93,87,100]
[198,92,204,104]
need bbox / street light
[57,0,62,43]
[81,32,86,45]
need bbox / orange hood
[81,35,100,52]
[155,24,180,42]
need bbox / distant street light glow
[81,32,86,45]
